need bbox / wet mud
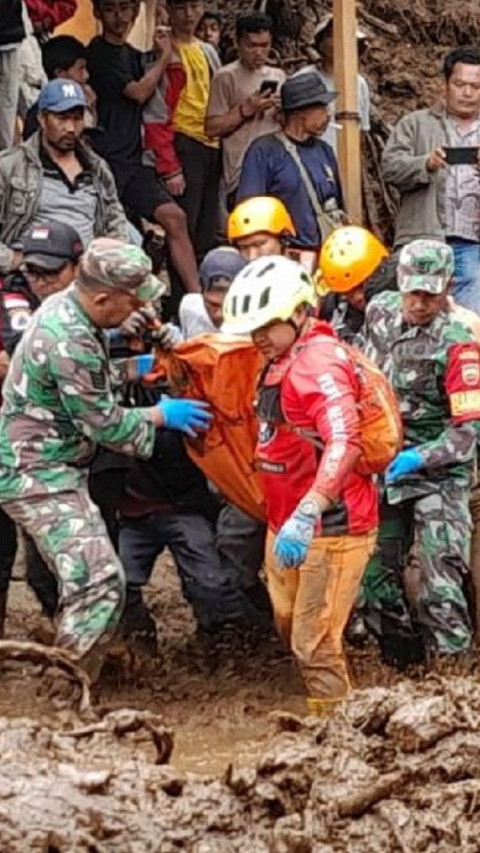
[1,556,480,851]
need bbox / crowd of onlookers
[0,1,373,309]
[3,4,480,313]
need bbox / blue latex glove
[273,505,318,570]
[385,448,424,484]
[158,398,213,437]
[135,353,155,377]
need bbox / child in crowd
[142,0,221,261]
[196,9,222,49]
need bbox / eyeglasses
[22,263,69,283]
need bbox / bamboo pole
[333,0,362,223]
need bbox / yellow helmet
[319,226,389,293]
[228,196,296,242]
[222,255,317,335]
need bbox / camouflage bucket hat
[397,239,454,295]
[78,238,165,300]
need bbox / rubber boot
[380,629,426,670]
[306,696,344,718]
[0,589,7,638]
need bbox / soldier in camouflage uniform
[0,238,211,659]
[362,239,480,665]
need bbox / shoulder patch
[446,342,480,422]
[89,370,106,391]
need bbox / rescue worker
[118,421,265,655]
[146,244,272,632]
[0,238,212,662]
[318,225,392,344]
[317,226,393,646]
[222,256,378,713]
[363,239,480,664]
[228,195,297,261]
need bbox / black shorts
[120,165,173,221]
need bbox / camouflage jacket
[364,291,480,501]
[0,286,155,500]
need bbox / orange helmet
[319,226,389,293]
[228,196,296,242]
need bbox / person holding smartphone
[205,12,285,210]
[383,46,480,315]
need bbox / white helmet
[222,255,317,335]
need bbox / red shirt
[255,322,378,535]
[25,0,77,30]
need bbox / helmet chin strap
[287,309,310,340]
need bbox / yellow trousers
[265,529,377,700]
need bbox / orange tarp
[154,335,266,521]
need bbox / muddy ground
[1,555,480,851]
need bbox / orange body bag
[152,334,266,521]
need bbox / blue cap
[38,78,87,113]
[199,247,247,291]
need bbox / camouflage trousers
[360,483,473,663]
[1,486,125,658]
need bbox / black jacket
[0,1,25,46]
[0,272,39,356]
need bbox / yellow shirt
[173,42,218,148]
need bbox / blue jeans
[119,510,264,632]
[448,238,480,315]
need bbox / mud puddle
[3,556,480,850]
[4,558,308,777]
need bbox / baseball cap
[78,238,166,301]
[314,13,367,46]
[38,78,87,113]
[397,239,455,294]
[199,247,247,290]
[281,69,337,112]
[22,222,84,270]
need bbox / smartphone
[444,146,479,166]
[259,80,279,95]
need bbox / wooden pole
[332,0,362,223]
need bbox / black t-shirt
[23,101,39,140]
[0,0,25,45]
[87,37,146,184]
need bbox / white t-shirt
[319,70,370,154]
[179,293,218,338]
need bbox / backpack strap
[275,131,342,242]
